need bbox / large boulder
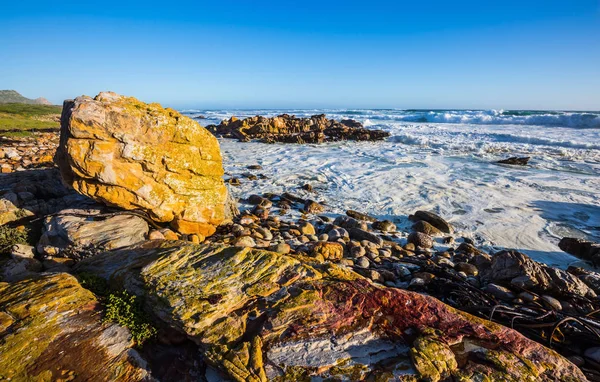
[76,241,585,381]
[55,92,231,237]
[0,273,149,380]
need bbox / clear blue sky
[1,1,599,110]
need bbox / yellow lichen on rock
[0,273,148,381]
[55,91,230,237]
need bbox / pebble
[436,257,455,268]
[340,259,354,266]
[189,234,203,244]
[304,200,324,214]
[318,234,329,241]
[356,256,370,268]
[410,278,426,287]
[518,292,537,303]
[346,210,377,222]
[484,283,515,301]
[455,262,478,276]
[161,229,179,241]
[233,236,256,248]
[333,216,368,231]
[367,270,384,283]
[372,220,396,232]
[366,251,379,261]
[298,221,316,235]
[393,265,412,279]
[268,243,289,254]
[541,295,562,311]
[407,232,433,249]
[328,228,349,242]
[412,220,443,236]
[350,245,366,258]
[347,228,383,246]
[145,229,164,241]
[239,216,254,225]
[256,227,273,241]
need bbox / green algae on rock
[0,273,149,381]
[75,241,587,381]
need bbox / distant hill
[0,90,53,105]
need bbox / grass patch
[0,103,62,117]
[104,291,157,346]
[0,103,61,137]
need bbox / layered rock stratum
[55,92,230,236]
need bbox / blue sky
[1,1,599,109]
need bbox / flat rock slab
[76,241,586,381]
[37,208,149,255]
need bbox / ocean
[182,108,600,269]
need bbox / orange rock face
[55,92,229,236]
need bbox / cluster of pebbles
[196,189,471,288]
[0,133,58,173]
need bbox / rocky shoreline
[206,113,390,143]
[1,92,599,381]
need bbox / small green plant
[0,225,31,255]
[104,291,157,346]
[77,272,109,296]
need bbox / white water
[184,109,600,268]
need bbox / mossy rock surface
[0,273,149,381]
[75,241,587,382]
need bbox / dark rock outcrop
[559,237,600,264]
[481,250,596,298]
[497,156,530,165]
[206,114,390,143]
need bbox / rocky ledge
[206,114,390,143]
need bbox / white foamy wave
[390,130,600,151]
[490,133,600,150]
[371,110,600,129]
